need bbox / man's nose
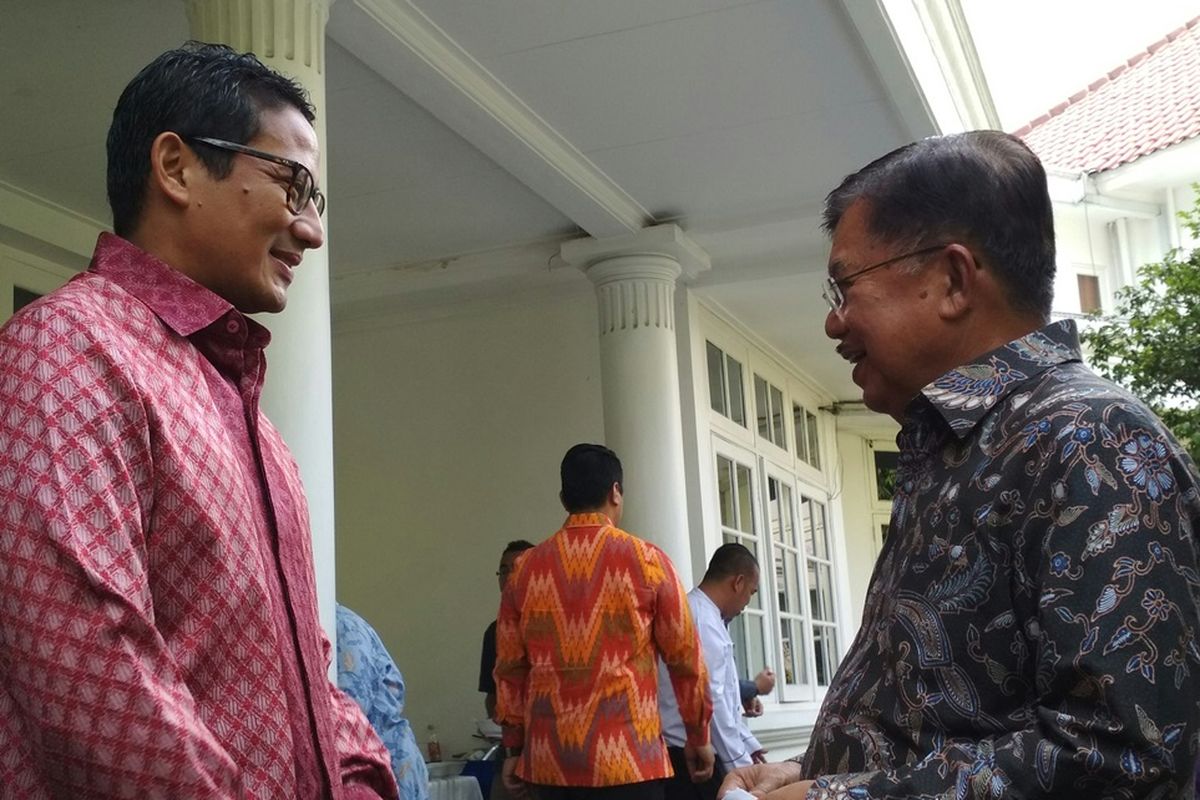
[824,306,845,339]
[293,200,325,249]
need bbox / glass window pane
[793,403,809,464]
[717,456,734,528]
[747,548,762,611]
[706,341,726,417]
[806,411,821,469]
[780,483,795,549]
[794,619,810,685]
[754,375,770,440]
[780,618,808,686]
[730,611,767,681]
[786,551,802,616]
[779,617,795,685]
[767,479,782,544]
[727,356,746,427]
[773,545,790,613]
[736,463,753,535]
[809,563,835,621]
[874,450,900,501]
[813,624,839,686]
[811,500,828,560]
[801,497,814,556]
[770,385,785,449]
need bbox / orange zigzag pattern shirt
[495,513,711,787]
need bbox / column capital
[185,0,332,75]
[559,223,711,282]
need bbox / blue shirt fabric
[336,605,430,800]
[800,320,1200,798]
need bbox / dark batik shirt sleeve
[802,321,1200,799]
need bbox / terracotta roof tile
[1012,16,1200,173]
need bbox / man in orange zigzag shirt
[495,443,715,800]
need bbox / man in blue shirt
[337,604,430,800]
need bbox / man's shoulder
[1013,362,1175,434]
[602,525,670,563]
[1,272,150,352]
[989,361,1198,484]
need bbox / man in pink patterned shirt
[0,43,397,799]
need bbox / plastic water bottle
[426,724,443,763]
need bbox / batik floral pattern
[801,320,1200,798]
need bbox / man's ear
[147,131,193,210]
[937,243,980,321]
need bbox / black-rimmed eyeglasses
[185,135,325,216]
[821,244,948,315]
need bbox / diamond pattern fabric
[0,233,396,799]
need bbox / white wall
[1050,202,1117,315]
[833,431,880,619]
[331,287,605,758]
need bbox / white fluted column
[186,0,338,642]
[561,225,710,585]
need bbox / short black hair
[559,443,623,513]
[502,540,535,557]
[823,130,1056,319]
[106,41,315,237]
[702,543,759,583]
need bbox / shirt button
[226,319,240,333]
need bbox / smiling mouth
[271,249,302,269]
[837,344,864,365]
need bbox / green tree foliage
[1081,191,1200,462]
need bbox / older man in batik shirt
[722,132,1200,799]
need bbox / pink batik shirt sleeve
[0,299,242,797]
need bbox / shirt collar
[89,232,270,346]
[691,586,722,620]
[563,512,615,529]
[912,319,1083,438]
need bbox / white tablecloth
[429,775,484,800]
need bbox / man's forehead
[252,107,321,164]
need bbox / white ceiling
[0,0,936,402]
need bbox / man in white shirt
[659,544,767,800]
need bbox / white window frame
[761,462,812,701]
[703,328,756,447]
[867,441,899,557]
[712,438,772,692]
[694,302,847,719]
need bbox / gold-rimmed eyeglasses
[821,244,948,315]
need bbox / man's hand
[501,755,527,798]
[742,696,763,717]
[684,742,715,782]
[719,760,803,798]
[763,781,814,800]
[753,668,776,695]
[750,748,769,764]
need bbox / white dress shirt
[659,588,763,769]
